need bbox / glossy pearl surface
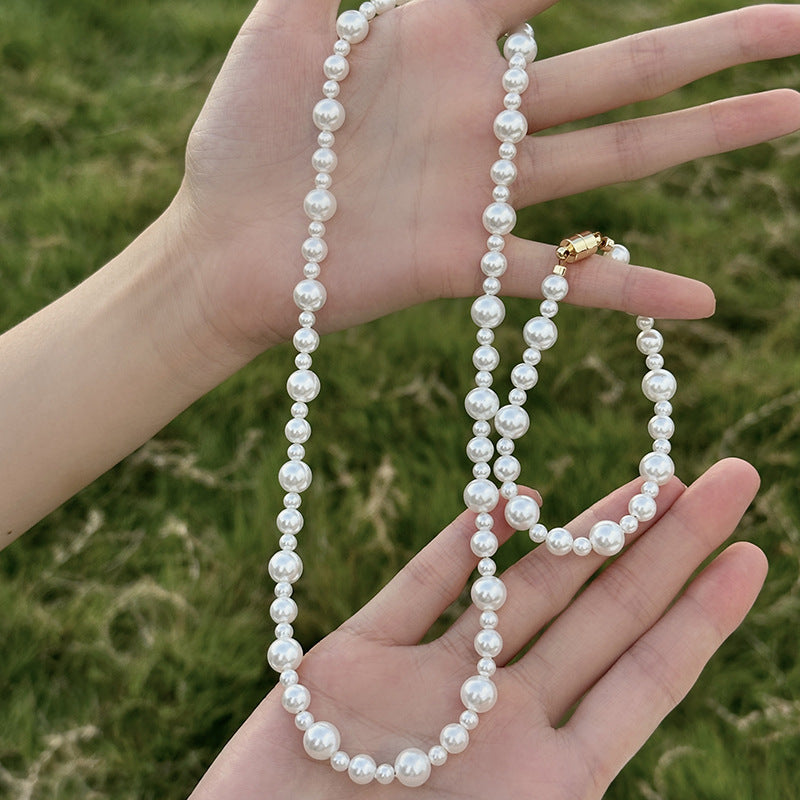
[394,748,431,787]
[440,723,470,754]
[303,721,341,760]
[471,575,507,610]
[589,520,625,556]
[640,452,675,485]
[504,494,540,530]
[460,675,498,713]
[523,316,558,349]
[642,368,677,402]
[348,754,377,784]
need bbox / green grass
[2,0,800,797]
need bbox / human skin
[1,0,798,796]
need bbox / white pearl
[460,709,479,730]
[301,237,328,263]
[303,189,337,221]
[478,557,496,576]
[471,575,507,611]
[504,494,540,530]
[476,327,495,345]
[268,550,303,583]
[267,637,303,671]
[540,299,558,318]
[503,67,529,93]
[636,315,655,330]
[620,514,639,534]
[467,436,494,463]
[278,461,312,493]
[375,764,395,784]
[312,98,345,132]
[493,454,521,482]
[642,480,660,497]
[283,488,302,506]
[497,438,515,455]
[477,658,495,677]
[493,110,528,143]
[303,721,341,760]
[277,508,303,534]
[508,52,527,70]
[654,400,673,416]
[510,363,538,390]
[498,142,517,159]
[323,54,349,81]
[629,493,657,521]
[295,711,314,731]
[294,353,313,372]
[313,173,332,190]
[359,1,377,20]
[281,684,310,714]
[492,184,511,203]
[470,531,498,558]
[480,610,499,629]
[646,353,665,370]
[465,387,500,420]
[471,294,506,328]
[473,463,490,481]
[503,92,522,110]
[474,370,493,388]
[285,417,311,444]
[653,438,671,454]
[293,279,327,312]
[428,745,448,766]
[648,415,675,439]
[589,520,625,556]
[481,250,507,277]
[483,276,501,295]
[500,481,517,499]
[394,748,431,788]
[523,316,558,350]
[286,369,320,402]
[308,221,325,237]
[546,527,573,555]
[483,202,517,235]
[572,536,592,556]
[278,534,296,551]
[275,622,294,640]
[463,479,500,513]
[473,420,491,437]
[494,404,530,439]
[336,9,369,43]
[529,523,547,543]
[474,628,503,658]
[460,675,498,713]
[609,244,631,264]
[440,723,470,754]
[373,0,396,12]
[523,347,541,366]
[640,452,675,485]
[280,669,298,687]
[317,130,335,148]
[348,754,377,784]
[473,345,500,371]
[330,751,350,772]
[322,80,340,99]
[274,581,293,598]
[504,32,538,62]
[487,234,506,250]
[333,39,351,57]
[509,388,526,405]
[642,368,677,402]
[297,311,315,328]
[491,159,517,186]
[270,596,298,624]
[475,512,493,529]
[637,329,664,355]
[540,274,569,301]
[311,147,337,173]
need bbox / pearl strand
[266,3,540,788]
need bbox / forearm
[0,204,251,545]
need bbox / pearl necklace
[266,2,677,788]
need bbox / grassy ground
[1,0,799,797]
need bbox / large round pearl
[642,368,677,402]
[511,362,538,390]
[440,723,470,754]
[473,344,500,371]
[523,316,558,350]
[467,436,494,463]
[336,9,369,42]
[303,721,341,760]
[541,274,569,301]
[474,628,503,658]
[268,550,303,583]
[394,748,431,787]
[490,159,517,186]
[293,279,327,312]
[267,637,303,672]
[471,575,507,611]
[285,418,311,445]
[471,294,506,328]
[629,493,657,521]
[281,683,311,714]
[502,67,529,93]
[460,675,498,713]
[312,98,345,131]
[463,479,500,513]
[493,109,528,143]
[481,250,507,277]
[503,32,538,62]
[546,527,573,555]
[465,387,500,420]
[494,404,530,439]
[493,454,520,482]
[348,754,377,784]
[470,531,498,558]
[588,520,625,556]
[504,494,540,530]
[640,452,675,485]
[270,596,298,624]
[278,461,312,493]
[636,329,664,355]
[277,508,303,535]
[286,370,320,403]
[303,189,337,221]
[482,202,517,235]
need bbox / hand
[187,459,763,799]
[175,1,800,354]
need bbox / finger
[516,89,800,204]
[499,239,716,319]
[525,5,800,129]
[564,541,767,794]
[343,489,540,646]
[437,474,687,664]
[516,458,760,723]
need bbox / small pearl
[609,244,631,264]
[480,610,499,629]
[473,420,491,437]
[394,748,431,788]
[649,414,675,439]
[270,596,298,624]
[476,327,495,345]
[496,437,515,455]
[322,80,340,98]
[440,723,470,754]
[475,512,493,530]
[303,721,341,760]
[287,443,305,460]
[323,54,349,81]
[474,370,493,388]
[500,481,518,499]
[331,751,350,772]
[503,67,530,93]
[373,0,396,12]
[278,534,297,551]
[642,480,660,497]
[491,159,517,186]
[467,436,494,463]
[529,523,547,543]
[472,462,491,479]
[540,299,559,318]
[498,141,517,160]
[312,147,338,173]
[348,754,377,785]
[280,669,298,687]
[471,575,507,611]
[511,363,538,390]
[301,236,328,263]
[523,347,541,366]
[637,329,664,355]
[504,32,538,62]
[492,184,511,202]
[460,709,479,730]
[308,221,325,237]
[620,514,639,534]
[277,507,303,534]
[636,316,655,331]
[572,536,592,556]
[460,675,498,712]
[476,657,496,677]
[509,388,526,405]
[295,711,314,731]
[503,92,522,110]
[589,520,625,556]
[654,400,673,417]
[470,531,498,558]
[483,276,501,295]
[359,1,377,20]
[297,312,315,329]
[302,262,320,279]
[312,98,345,132]
[508,52,527,70]
[375,764,395,785]
[281,683,310,714]
[333,39,351,57]
[477,557,496,576]
[274,581,293,598]
[314,173,332,190]
[493,454,520,482]
[317,131,334,148]
[646,353,665,370]
[546,527,573,556]
[653,438,672,454]
[475,628,503,658]
[473,344,500,372]
[629,493,657,521]
[428,745,448,767]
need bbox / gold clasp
[553,231,615,276]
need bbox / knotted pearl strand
[267,3,538,787]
